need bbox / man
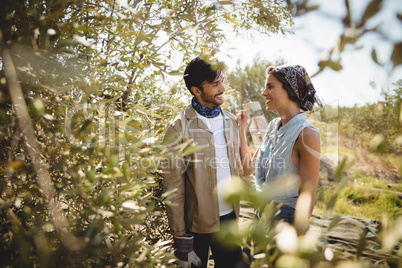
[162,57,254,268]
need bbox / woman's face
[262,73,291,112]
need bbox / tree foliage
[0,0,291,267]
[285,0,402,77]
[226,56,286,120]
[339,80,402,154]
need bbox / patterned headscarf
[277,65,323,113]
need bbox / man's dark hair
[183,57,222,95]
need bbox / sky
[216,0,402,107]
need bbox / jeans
[275,206,295,224]
[190,211,245,268]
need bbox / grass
[315,175,402,222]
[315,131,402,222]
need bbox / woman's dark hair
[184,57,222,95]
[266,66,302,109]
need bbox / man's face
[195,74,225,109]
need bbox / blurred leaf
[214,220,242,247]
[122,162,130,177]
[218,0,234,4]
[73,34,93,47]
[180,143,199,156]
[329,60,343,71]
[369,134,389,153]
[224,12,239,25]
[127,118,143,132]
[253,253,266,259]
[168,70,182,75]
[327,177,349,212]
[391,42,402,67]
[327,215,342,231]
[29,99,45,117]
[43,113,54,120]
[275,255,307,268]
[361,0,383,26]
[371,48,380,65]
[356,228,368,257]
[78,119,92,133]
[333,157,350,181]
[107,155,119,167]
[133,32,149,47]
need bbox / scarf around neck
[191,97,221,118]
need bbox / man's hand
[174,235,201,268]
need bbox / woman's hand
[236,110,249,130]
[236,110,254,177]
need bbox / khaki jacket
[162,105,254,237]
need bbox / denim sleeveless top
[255,113,317,208]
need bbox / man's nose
[220,83,226,93]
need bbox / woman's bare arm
[296,126,321,217]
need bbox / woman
[237,64,322,226]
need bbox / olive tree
[0,0,291,266]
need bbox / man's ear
[190,86,202,96]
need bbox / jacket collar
[185,104,233,133]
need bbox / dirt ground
[338,134,402,183]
